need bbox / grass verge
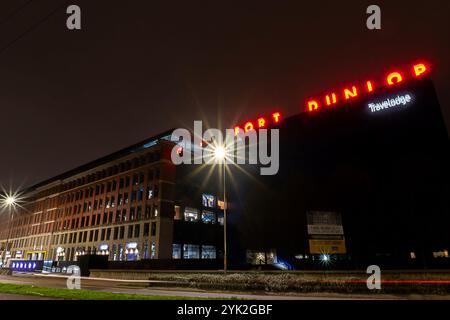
[0,283,229,300]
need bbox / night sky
[0,0,449,188]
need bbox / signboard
[309,239,346,254]
[307,224,344,235]
[307,211,343,235]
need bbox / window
[106,228,111,240]
[217,212,224,225]
[143,223,150,237]
[172,244,181,259]
[151,222,156,236]
[136,206,142,220]
[127,225,133,238]
[130,207,135,221]
[101,229,105,241]
[137,188,144,201]
[113,227,119,240]
[201,245,216,259]
[147,187,153,200]
[183,244,200,259]
[145,206,151,219]
[202,211,216,224]
[134,224,140,238]
[150,241,155,259]
[184,208,199,222]
[119,226,125,239]
[202,194,216,208]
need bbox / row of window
[172,244,217,259]
[55,222,157,245]
[184,208,224,225]
[63,187,157,216]
[61,170,160,204]
[40,150,163,198]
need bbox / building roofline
[26,128,176,192]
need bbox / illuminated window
[217,212,224,225]
[202,194,216,208]
[184,207,199,222]
[172,244,181,259]
[202,211,216,224]
[183,244,200,259]
[201,245,216,259]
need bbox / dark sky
[0,0,449,188]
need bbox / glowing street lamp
[1,190,24,266]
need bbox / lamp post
[214,146,228,273]
[1,195,17,266]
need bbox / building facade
[0,131,224,266]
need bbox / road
[0,273,436,300]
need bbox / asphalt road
[0,273,426,300]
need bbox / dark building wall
[230,77,450,269]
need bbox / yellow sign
[309,239,346,254]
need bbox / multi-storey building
[0,130,224,265]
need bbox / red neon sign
[234,111,282,135]
[233,62,429,129]
[306,63,429,113]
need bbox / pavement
[0,273,444,300]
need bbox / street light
[214,145,228,273]
[0,191,22,266]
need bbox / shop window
[172,244,181,259]
[183,244,200,259]
[201,245,216,259]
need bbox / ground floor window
[183,244,200,259]
[201,245,216,259]
[150,241,156,259]
[172,244,182,259]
